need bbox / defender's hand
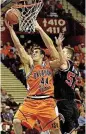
[55,33,64,46]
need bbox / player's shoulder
[68,60,74,65]
[59,60,72,72]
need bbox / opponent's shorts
[57,100,79,133]
[14,98,60,132]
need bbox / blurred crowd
[0,41,26,86]
[39,0,72,18]
[1,88,39,133]
[1,88,19,134]
[1,39,85,133]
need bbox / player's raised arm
[5,20,33,66]
[55,33,68,70]
[35,21,60,59]
[55,33,65,63]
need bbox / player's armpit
[50,59,61,69]
[60,61,70,71]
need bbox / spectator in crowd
[74,43,85,80]
[6,95,19,112]
[56,0,63,10]
[49,1,58,17]
[39,0,65,17]
[9,53,20,76]
[1,106,13,127]
[1,89,9,103]
[74,43,85,62]
[78,43,85,54]
[74,44,82,53]
[66,9,73,18]
[74,60,80,72]
[8,50,18,68]
[59,9,67,18]
[1,102,7,122]
[0,40,3,60]
[6,42,12,50]
[39,0,51,17]
[55,0,63,16]
[1,44,10,67]
[8,48,15,59]
[78,111,85,134]
[78,111,86,127]
[3,42,14,59]
[1,44,9,60]
[73,60,84,87]
[1,123,10,134]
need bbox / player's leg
[71,131,77,134]
[50,113,65,134]
[50,129,61,134]
[57,100,77,134]
[71,102,79,134]
[13,100,36,134]
[63,102,78,134]
[49,116,62,134]
[13,118,23,134]
[51,106,62,134]
[41,130,50,134]
[50,106,62,134]
[37,99,62,134]
[40,118,61,134]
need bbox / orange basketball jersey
[26,61,54,96]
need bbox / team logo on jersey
[65,71,81,89]
[34,69,52,79]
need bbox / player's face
[74,60,80,67]
[63,48,71,60]
[31,49,43,61]
[63,48,68,60]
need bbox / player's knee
[13,118,21,125]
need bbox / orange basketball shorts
[14,98,60,132]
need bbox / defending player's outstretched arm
[5,20,33,66]
[55,33,68,70]
[35,21,60,60]
[55,33,65,63]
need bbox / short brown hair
[32,47,45,56]
[64,46,74,60]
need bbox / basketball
[5,8,20,25]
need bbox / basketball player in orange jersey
[5,20,63,134]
